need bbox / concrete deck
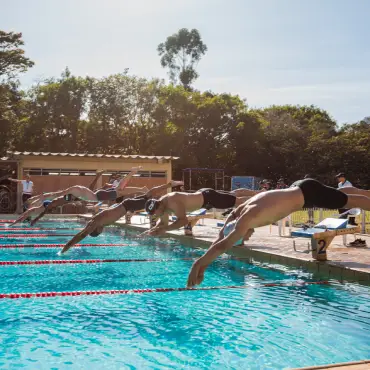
[292,359,370,370]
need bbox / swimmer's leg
[116,167,142,191]
[344,194,370,211]
[339,187,370,197]
[88,170,104,191]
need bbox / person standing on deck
[8,174,34,212]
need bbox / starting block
[291,218,360,261]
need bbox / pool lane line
[0,228,84,231]
[0,220,79,223]
[0,257,195,266]
[0,234,77,238]
[0,281,330,300]
[0,243,133,248]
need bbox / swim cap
[64,194,76,202]
[223,220,243,246]
[89,226,104,237]
[43,200,52,208]
[145,199,160,215]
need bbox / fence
[289,209,370,234]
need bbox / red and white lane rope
[0,257,194,266]
[0,234,76,238]
[0,228,83,231]
[0,243,132,248]
[0,281,329,300]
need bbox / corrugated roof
[4,151,179,161]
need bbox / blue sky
[2,0,370,123]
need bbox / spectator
[8,174,34,211]
[276,178,288,189]
[336,172,356,225]
[259,179,272,192]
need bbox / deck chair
[291,217,360,261]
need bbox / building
[0,151,178,213]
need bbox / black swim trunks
[122,195,148,212]
[95,189,117,201]
[199,188,237,210]
[291,179,348,209]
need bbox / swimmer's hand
[140,227,163,236]
[187,258,207,288]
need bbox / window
[23,168,167,178]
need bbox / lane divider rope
[0,243,132,248]
[0,228,83,231]
[0,234,77,238]
[0,281,329,300]
[0,257,194,266]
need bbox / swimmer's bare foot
[131,166,143,173]
[170,180,184,188]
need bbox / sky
[1,0,370,124]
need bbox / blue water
[0,219,369,369]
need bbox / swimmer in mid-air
[187,178,370,287]
[142,188,252,236]
[27,167,146,205]
[10,170,106,227]
[59,180,184,254]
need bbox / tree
[157,28,207,89]
[0,30,34,79]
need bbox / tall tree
[157,28,207,89]
[0,30,34,79]
[0,30,34,155]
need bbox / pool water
[0,219,369,369]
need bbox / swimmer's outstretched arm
[10,207,41,227]
[187,216,247,287]
[30,197,68,226]
[59,222,96,254]
[145,210,188,236]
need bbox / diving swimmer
[59,180,184,254]
[143,188,251,236]
[27,167,146,205]
[187,178,370,287]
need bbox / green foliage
[0,30,34,79]
[1,66,369,188]
[157,28,207,88]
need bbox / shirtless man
[143,188,251,236]
[10,170,105,227]
[28,167,146,205]
[187,178,370,287]
[59,180,184,254]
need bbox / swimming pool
[0,219,369,369]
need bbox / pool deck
[291,359,370,369]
